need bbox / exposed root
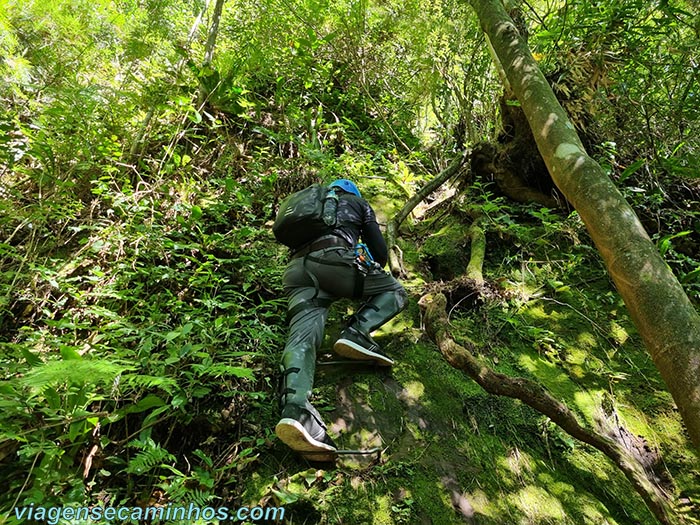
[419,292,683,525]
[423,276,503,315]
[465,216,486,284]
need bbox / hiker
[274,179,407,460]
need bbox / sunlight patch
[521,304,549,320]
[555,142,583,159]
[542,113,558,138]
[497,447,534,477]
[371,494,393,525]
[576,332,598,349]
[609,321,629,345]
[375,315,412,336]
[511,485,566,522]
[466,489,493,518]
[402,380,425,402]
[537,473,613,523]
[566,347,587,365]
[517,353,559,376]
[574,390,601,422]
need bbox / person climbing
[274,178,407,461]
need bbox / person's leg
[333,267,407,365]
[279,286,325,408]
[300,247,408,364]
[276,262,337,460]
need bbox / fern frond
[120,374,179,393]
[190,363,254,379]
[18,360,132,394]
[126,438,175,475]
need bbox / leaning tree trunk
[419,293,678,525]
[469,0,700,450]
[203,0,225,66]
[198,0,226,107]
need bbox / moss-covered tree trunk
[469,0,700,450]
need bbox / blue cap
[329,179,361,197]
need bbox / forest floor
[1,150,698,525]
[237,179,699,525]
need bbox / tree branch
[386,151,468,276]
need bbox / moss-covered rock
[420,223,469,281]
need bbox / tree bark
[419,293,679,525]
[469,0,700,450]
[203,0,225,67]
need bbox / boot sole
[333,339,394,366]
[275,418,337,462]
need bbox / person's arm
[362,220,388,268]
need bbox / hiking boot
[275,403,337,462]
[333,326,394,366]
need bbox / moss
[419,223,469,280]
[609,320,630,345]
[511,485,567,522]
[371,494,394,525]
[517,350,592,413]
[401,380,425,401]
[576,330,598,349]
[410,469,461,523]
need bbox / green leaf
[165,330,181,341]
[128,395,166,414]
[45,387,61,409]
[191,386,211,398]
[191,363,255,379]
[21,348,43,366]
[189,110,202,124]
[657,231,690,257]
[0,382,15,396]
[179,343,192,357]
[271,488,299,505]
[618,158,645,183]
[60,345,82,360]
[171,393,187,407]
[68,420,88,442]
[125,438,175,474]
[143,404,171,426]
[681,268,700,284]
[21,360,131,391]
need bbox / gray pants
[280,246,407,409]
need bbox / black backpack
[273,184,339,248]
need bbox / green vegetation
[1,0,698,523]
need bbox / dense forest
[1,0,699,524]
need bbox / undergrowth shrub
[0,161,286,514]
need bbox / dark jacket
[331,192,388,267]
